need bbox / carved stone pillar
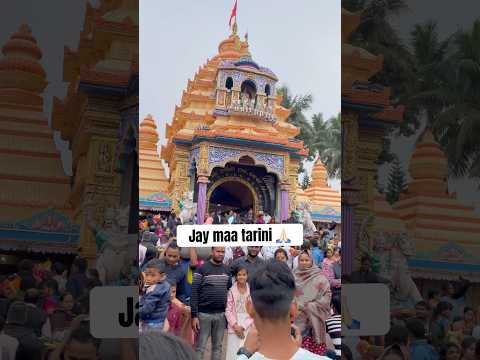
[171,148,190,214]
[280,181,290,222]
[196,176,209,224]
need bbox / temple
[341,8,403,273]
[303,160,341,224]
[394,130,480,282]
[52,0,139,261]
[139,114,170,212]
[0,25,79,255]
[160,28,307,223]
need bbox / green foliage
[301,174,311,190]
[344,0,480,181]
[278,85,341,179]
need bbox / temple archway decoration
[189,145,285,180]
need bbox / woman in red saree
[294,250,332,355]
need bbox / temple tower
[161,28,306,223]
[0,25,78,254]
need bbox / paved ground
[201,332,228,360]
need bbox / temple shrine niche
[0,25,78,257]
[341,8,403,273]
[161,27,307,223]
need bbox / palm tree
[277,86,314,155]
[342,0,412,103]
[343,0,414,166]
[312,113,341,178]
[277,85,315,174]
[432,20,480,178]
[404,21,450,129]
[278,86,341,178]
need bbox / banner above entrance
[177,224,303,247]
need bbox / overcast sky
[140,0,341,147]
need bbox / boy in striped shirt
[325,295,342,359]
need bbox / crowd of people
[138,209,342,360]
[342,255,480,360]
[0,257,106,359]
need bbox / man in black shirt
[230,246,265,278]
[191,247,231,360]
[162,242,188,304]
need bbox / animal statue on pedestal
[84,203,136,285]
[296,202,317,236]
[178,191,197,225]
[358,214,422,310]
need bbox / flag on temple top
[229,0,238,28]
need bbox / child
[139,259,170,333]
[167,284,193,345]
[225,265,253,360]
[40,279,59,315]
[51,262,67,294]
[446,316,465,346]
[274,248,289,263]
[49,292,75,341]
[326,296,342,359]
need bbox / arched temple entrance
[198,162,277,218]
[207,177,257,215]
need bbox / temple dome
[310,159,329,187]
[139,114,168,198]
[303,159,341,222]
[0,24,47,94]
[408,128,448,194]
[218,34,241,54]
[140,114,160,151]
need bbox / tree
[342,0,415,165]
[312,113,341,178]
[432,20,480,179]
[385,156,407,204]
[277,85,314,174]
[301,174,311,190]
[277,86,341,178]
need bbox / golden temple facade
[52,0,139,261]
[160,28,306,222]
[341,8,404,273]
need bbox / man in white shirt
[236,260,329,360]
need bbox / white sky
[140,0,341,187]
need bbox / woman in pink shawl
[294,250,332,355]
[204,212,214,225]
